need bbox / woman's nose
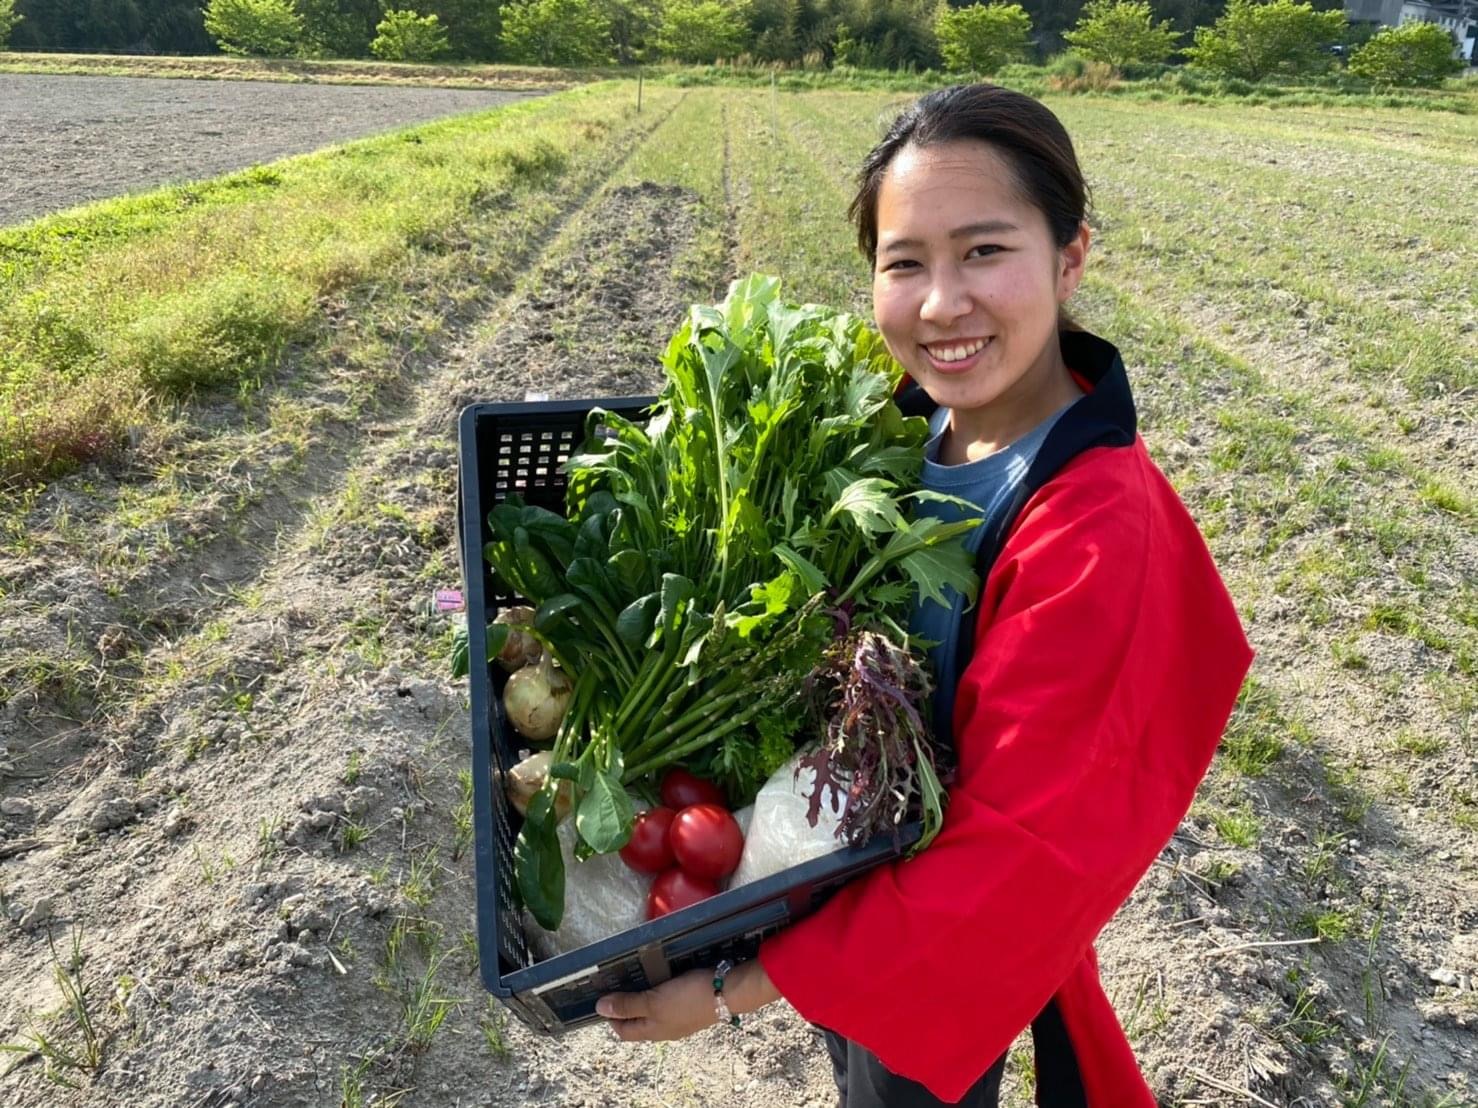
[919,270,971,324]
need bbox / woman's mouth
[921,336,992,374]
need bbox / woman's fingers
[598,969,718,1042]
[595,992,648,1020]
[599,992,658,1041]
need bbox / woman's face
[871,140,1088,423]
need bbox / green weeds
[397,952,459,1052]
[1120,973,1172,1044]
[1393,729,1443,758]
[459,929,481,974]
[1197,801,1261,848]
[256,815,284,862]
[336,818,373,852]
[0,927,104,1088]
[1004,1038,1037,1099]
[1323,758,1376,827]
[450,769,474,863]
[338,1051,409,1108]
[1331,635,1371,671]
[1220,678,1303,777]
[479,999,513,1062]
[191,846,237,885]
[373,915,460,1065]
[0,650,96,718]
[1277,981,1339,1046]
[401,849,441,911]
[1301,830,1346,888]
[344,613,388,669]
[1340,1034,1412,1108]
[1300,908,1355,944]
[1209,410,1301,476]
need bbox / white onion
[493,606,542,672]
[503,652,573,742]
[504,750,573,820]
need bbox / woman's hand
[597,959,781,1042]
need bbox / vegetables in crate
[648,869,718,920]
[802,623,947,848]
[505,750,572,819]
[501,652,573,742]
[623,770,747,921]
[668,803,744,880]
[659,768,726,810]
[618,806,676,874]
[491,606,542,671]
[729,752,848,889]
[482,275,980,931]
[457,612,573,742]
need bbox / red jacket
[760,412,1253,1102]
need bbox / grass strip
[722,90,870,311]
[0,83,665,487]
[656,62,1478,115]
[758,88,1475,713]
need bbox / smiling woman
[855,92,1093,467]
[869,140,1089,465]
[598,83,1256,1108]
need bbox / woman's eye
[880,258,919,273]
[967,244,1002,259]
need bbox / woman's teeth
[927,338,987,363]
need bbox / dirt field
[1,84,1475,1107]
[0,74,543,227]
[0,93,844,1108]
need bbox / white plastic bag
[728,752,847,889]
[525,818,651,959]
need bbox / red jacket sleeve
[759,440,1253,1103]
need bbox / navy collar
[896,328,1139,739]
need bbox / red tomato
[659,768,726,810]
[646,867,718,920]
[668,803,744,880]
[619,807,676,874]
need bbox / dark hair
[849,84,1091,330]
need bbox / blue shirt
[910,404,1071,741]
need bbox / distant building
[1345,0,1477,62]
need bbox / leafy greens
[485,275,979,929]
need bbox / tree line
[1,0,1240,63]
[0,0,1463,86]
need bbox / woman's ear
[1056,220,1092,303]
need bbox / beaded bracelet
[713,959,741,1028]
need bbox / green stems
[587,616,637,686]
[702,370,734,601]
[623,690,778,782]
[621,610,807,767]
[614,645,679,736]
[622,683,752,768]
[836,551,887,607]
[552,666,599,759]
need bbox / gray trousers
[819,1000,1087,1108]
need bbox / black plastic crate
[458,397,920,1034]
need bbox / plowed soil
[0,74,541,227]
